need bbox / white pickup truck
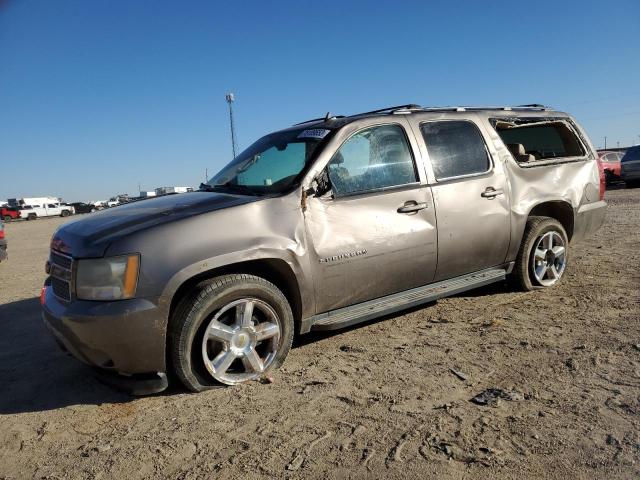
[19,202,75,220]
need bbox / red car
[598,150,624,184]
[0,219,7,262]
[1,206,20,222]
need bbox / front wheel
[169,274,294,392]
[512,216,568,291]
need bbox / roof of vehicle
[289,104,570,131]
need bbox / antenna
[225,93,238,158]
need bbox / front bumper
[572,200,606,243]
[42,283,168,392]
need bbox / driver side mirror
[310,168,332,197]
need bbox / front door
[304,122,438,314]
[414,119,511,280]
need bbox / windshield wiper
[199,183,260,196]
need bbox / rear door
[304,119,438,313]
[408,116,511,281]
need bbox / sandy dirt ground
[0,188,638,480]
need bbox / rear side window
[622,146,640,162]
[420,121,490,180]
[494,119,585,162]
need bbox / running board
[303,265,511,333]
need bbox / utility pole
[604,136,607,149]
[617,141,620,148]
[205,168,208,183]
[137,182,141,194]
[226,93,238,158]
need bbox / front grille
[51,251,72,270]
[51,276,71,301]
[49,250,73,302]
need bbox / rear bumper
[572,200,606,243]
[41,283,168,390]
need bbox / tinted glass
[208,127,333,194]
[621,146,640,162]
[327,124,416,195]
[420,121,490,180]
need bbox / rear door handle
[481,187,504,199]
[397,201,428,214]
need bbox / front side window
[207,127,334,195]
[327,124,416,196]
[420,121,490,180]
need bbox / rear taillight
[0,229,4,240]
[596,157,606,200]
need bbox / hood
[51,192,260,258]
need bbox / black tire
[169,274,294,392]
[512,216,568,291]
[3,215,11,222]
[60,210,70,217]
[27,213,36,221]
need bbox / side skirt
[300,264,514,333]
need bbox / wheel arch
[167,258,303,335]
[528,201,575,241]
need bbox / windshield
[621,146,640,162]
[206,127,333,195]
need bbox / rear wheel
[3,215,11,222]
[169,274,294,392]
[27,213,36,221]
[512,216,568,291]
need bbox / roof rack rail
[293,104,422,126]
[293,115,346,126]
[352,104,422,116]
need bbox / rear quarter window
[493,118,586,163]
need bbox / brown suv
[42,104,606,394]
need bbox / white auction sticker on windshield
[297,129,330,139]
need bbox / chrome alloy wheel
[201,298,281,385]
[531,231,567,287]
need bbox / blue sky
[1,0,639,202]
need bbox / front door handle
[397,201,428,214]
[481,187,504,199]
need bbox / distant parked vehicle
[598,150,624,184]
[621,146,640,188]
[1,207,20,222]
[0,219,7,262]
[19,203,74,220]
[69,202,97,214]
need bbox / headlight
[75,254,139,301]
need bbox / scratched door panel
[305,186,437,314]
